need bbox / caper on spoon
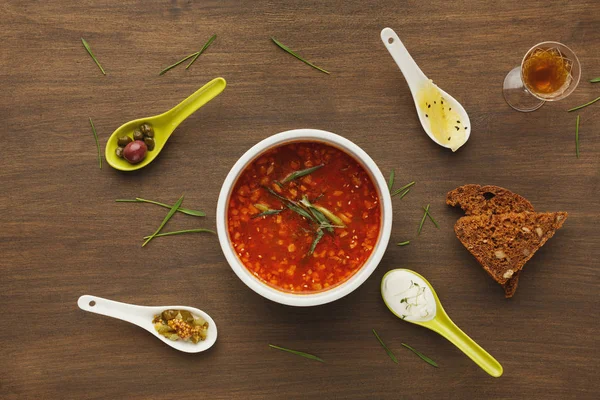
[105,77,226,171]
[77,295,217,353]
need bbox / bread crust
[502,271,520,298]
[446,184,534,216]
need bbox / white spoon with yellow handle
[380,28,471,152]
[77,295,217,353]
[381,269,503,377]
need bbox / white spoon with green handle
[380,28,471,152]
[381,269,503,377]
[77,295,217,353]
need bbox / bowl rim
[216,129,393,306]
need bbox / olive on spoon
[77,295,217,353]
[380,28,471,152]
[105,77,226,171]
[381,269,503,377]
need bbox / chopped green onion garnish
[269,344,324,362]
[568,96,600,112]
[271,37,330,74]
[281,164,324,184]
[308,229,325,256]
[159,52,199,75]
[285,200,316,223]
[81,38,106,75]
[116,198,205,216]
[397,188,410,199]
[417,204,429,235]
[88,117,102,169]
[373,329,398,364]
[142,195,184,247]
[313,205,345,227]
[186,34,217,69]
[142,228,215,239]
[253,209,283,218]
[401,343,438,368]
[422,206,439,228]
[392,181,415,197]
[575,114,580,158]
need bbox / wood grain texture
[1,0,599,399]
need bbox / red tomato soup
[227,141,382,293]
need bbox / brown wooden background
[1,1,599,399]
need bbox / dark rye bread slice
[446,184,534,216]
[447,185,534,296]
[453,211,567,286]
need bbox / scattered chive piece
[254,203,283,218]
[287,201,316,222]
[81,38,106,75]
[304,203,333,232]
[308,229,325,256]
[313,205,345,227]
[253,209,283,218]
[115,198,205,216]
[313,192,325,202]
[397,241,410,246]
[391,181,415,197]
[388,170,395,192]
[590,77,600,83]
[318,223,345,229]
[271,37,330,74]
[142,228,215,239]
[186,34,217,69]
[264,186,290,203]
[401,343,438,368]
[88,117,102,169]
[159,52,200,76]
[417,204,430,235]
[398,189,410,199]
[264,186,316,223]
[575,115,580,158]
[299,196,335,233]
[281,164,324,184]
[254,203,270,212]
[372,329,398,364]
[142,195,184,247]
[567,96,600,112]
[422,206,439,228]
[269,344,324,363]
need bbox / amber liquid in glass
[522,48,572,97]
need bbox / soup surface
[227,141,381,293]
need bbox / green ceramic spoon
[381,268,503,377]
[105,77,226,171]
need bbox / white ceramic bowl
[216,129,393,306]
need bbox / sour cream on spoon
[381,269,436,322]
[381,269,503,377]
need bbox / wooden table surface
[1,1,599,399]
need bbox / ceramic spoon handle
[164,77,227,128]
[432,318,503,377]
[77,295,150,331]
[380,28,427,94]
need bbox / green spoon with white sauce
[381,269,503,377]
